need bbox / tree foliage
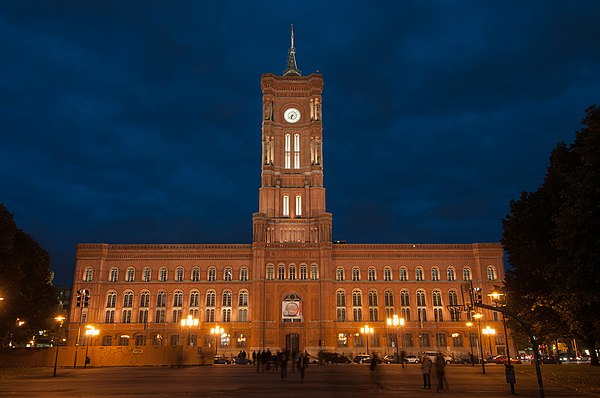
[0,203,58,346]
[502,105,600,366]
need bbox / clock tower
[252,27,332,245]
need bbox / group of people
[251,349,309,380]
[420,353,448,392]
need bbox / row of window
[82,264,498,283]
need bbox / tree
[502,105,600,366]
[0,203,58,346]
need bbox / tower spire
[283,24,301,76]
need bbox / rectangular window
[283,196,290,217]
[138,309,148,324]
[278,265,285,280]
[337,307,346,322]
[293,134,300,169]
[353,307,362,322]
[285,134,291,169]
[205,308,215,322]
[238,308,248,322]
[222,308,231,322]
[155,309,166,323]
[295,195,302,217]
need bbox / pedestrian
[400,350,406,368]
[420,355,432,389]
[369,352,382,390]
[298,352,307,380]
[434,353,448,392]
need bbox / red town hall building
[68,33,506,361]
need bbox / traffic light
[475,287,483,304]
[76,289,82,307]
[83,290,90,307]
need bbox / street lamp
[466,321,474,366]
[180,315,199,347]
[472,312,486,374]
[53,316,65,377]
[482,326,496,358]
[489,291,516,395]
[84,326,99,369]
[386,315,405,357]
[210,325,224,356]
[360,324,373,356]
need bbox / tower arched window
[487,266,497,280]
[295,195,302,217]
[283,195,290,217]
[293,133,300,169]
[284,134,291,169]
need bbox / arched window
[205,290,216,307]
[431,267,440,281]
[156,291,167,307]
[295,195,302,217]
[83,267,93,282]
[416,290,426,307]
[463,267,472,281]
[447,267,456,281]
[159,267,168,282]
[384,267,392,281]
[266,264,274,280]
[224,267,232,281]
[368,290,378,306]
[238,291,249,321]
[278,264,285,280]
[191,267,200,281]
[352,267,360,281]
[432,290,443,306]
[399,267,408,281]
[293,133,300,169]
[208,267,216,281]
[289,264,297,280]
[300,264,308,280]
[123,291,134,308]
[109,268,118,282]
[284,134,291,169]
[240,267,249,281]
[189,290,200,307]
[368,267,376,281]
[283,195,290,217]
[336,290,346,306]
[487,266,497,280]
[126,267,135,282]
[106,292,117,308]
[311,264,319,280]
[173,291,183,307]
[384,290,394,307]
[139,291,150,307]
[448,290,460,321]
[368,290,379,321]
[352,290,363,322]
[142,267,151,282]
[222,290,232,307]
[336,267,345,281]
[400,290,410,306]
[416,267,424,281]
[175,267,184,282]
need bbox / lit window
[295,195,302,217]
[191,267,200,281]
[487,266,497,280]
[126,267,135,282]
[266,265,274,280]
[283,195,290,217]
[159,267,167,282]
[284,134,291,169]
[109,268,118,282]
[224,267,232,281]
[175,267,184,282]
[83,267,93,282]
[293,133,300,169]
[311,265,318,280]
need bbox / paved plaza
[0,363,595,397]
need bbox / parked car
[383,354,405,364]
[353,354,382,364]
[213,355,230,364]
[490,355,522,365]
[319,352,352,364]
[404,355,421,364]
[423,351,452,364]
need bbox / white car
[404,355,421,364]
[423,351,453,364]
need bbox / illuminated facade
[68,32,505,359]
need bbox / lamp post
[360,324,373,356]
[386,315,405,358]
[466,321,474,366]
[472,312,485,374]
[84,326,99,369]
[489,291,516,394]
[482,326,496,358]
[180,315,199,347]
[53,316,65,377]
[210,325,224,356]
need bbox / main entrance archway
[286,333,300,352]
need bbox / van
[423,351,452,364]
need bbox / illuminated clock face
[284,108,301,123]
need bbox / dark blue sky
[1,1,599,286]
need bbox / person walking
[298,352,307,381]
[420,355,432,389]
[369,352,382,390]
[434,353,447,392]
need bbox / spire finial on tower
[283,24,301,76]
